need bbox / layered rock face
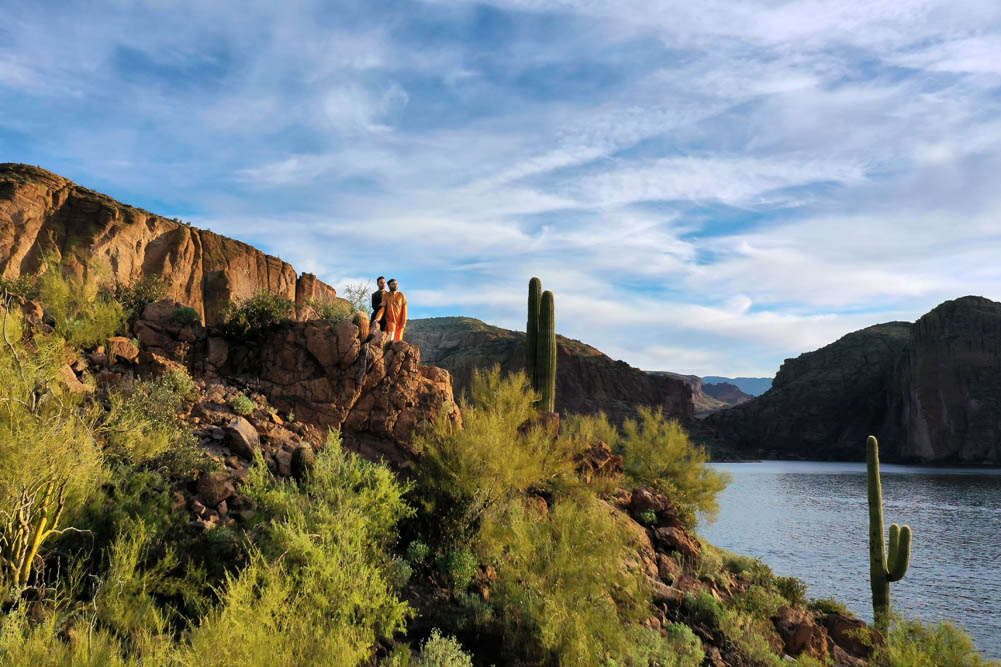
[0,163,341,324]
[407,317,693,423]
[886,297,1001,463]
[705,322,912,460]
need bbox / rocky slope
[649,372,752,415]
[407,317,694,423]
[703,380,752,406]
[706,296,1001,464]
[0,163,341,324]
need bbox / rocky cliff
[704,322,912,460]
[886,297,1001,463]
[407,317,693,423]
[706,296,1001,464]
[0,163,340,324]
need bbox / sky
[3,0,1001,377]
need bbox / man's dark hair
[388,278,397,283]
[377,276,385,281]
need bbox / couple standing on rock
[370,276,407,342]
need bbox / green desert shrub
[171,305,199,325]
[719,610,784,667]
[239,432,415,663]
[221,289,295,335]
[619,407,730,528]
[0,274,38,300]
[682,591,726,629]
[807,597,849,615]
[776,575,808,607]
[480,492,649,665]
[305,297,354,323]
[415,629,474,667]
[875,616,997,667]
[114,274,168,320]
[103,369,199,462]
[0,308,104,589]
[407,540,431,564]
[38,268,125,347]
[621,624,705,667]
[436,548,477,592]
[413,367,589,545]
[230,394,254,416]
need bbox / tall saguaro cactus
[538,290,556,412]
[525,278,556,412]
[866,435,912,631]
[527,277,541,389]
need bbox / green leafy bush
[639,508,657,525]
[407,540,431,564]
[38,268,125,348]
[416,629,474,667]
[171,305,199,325]
[221,289,295,335]
[0,275,38,300]
[682,591,725,629]
[231,395,254,416]
[305,297,355,323]
[619,407,730,528]
[622,624,705,667]
[436,548,477,592]
[103,368,200,463]
[807,597,849,615]
[776,575,808,607]
[114,274,168,320]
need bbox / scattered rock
[196,471,235,507]
[226,416,259,460]
[651,526,701,561]
[106,336,139,364]
[822,613,879,659]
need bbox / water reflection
[702,461,1001,658]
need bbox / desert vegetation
[0,269,993,666]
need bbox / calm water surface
[702,461,1001,659]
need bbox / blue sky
[3,0,1001,377]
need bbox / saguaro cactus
[866,435,912,631]
[537,290,556,412]
[526,277,541,387]
[525,278,556,412]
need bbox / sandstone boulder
[772,606,829,658]
[226,416,259,460]
[107,336,139,364]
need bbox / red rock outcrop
[407,317,693,423]
[134,299,460,463]
[0,163,343,324]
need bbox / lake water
[701,461,1001,659]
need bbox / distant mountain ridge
[700,376,772,396]
[647,371,751,415]
[407,317,694,424]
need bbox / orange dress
[376,291,408,341]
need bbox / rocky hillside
[407,317,694,423]
[706,296,1001,464]
[649,371,751,416]
[0,163,341,324]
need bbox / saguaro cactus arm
[887,524,911,582]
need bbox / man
[374,278,407,342]
[370,276,387,331]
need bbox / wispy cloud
[2,0,1000,376]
